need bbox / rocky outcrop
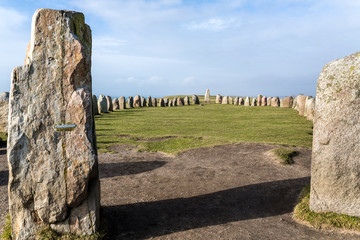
[134,95,141,108]
[119,96,126,110]
[106,96,113,111]
[204,89,210,104]
[271,97,280,107]
[244,97,250,106]
[0,92,9,132]
[112,98,119,110]
[216,94,222,104]
[310,52,360,217]
[98,94,108,113]
[127,96,134,108]
[8,9,100,239]
[192,95,200,104]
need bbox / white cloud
[187,17,240,31]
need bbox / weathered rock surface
[168,99,173,107]
[228,96,233,105]
[292,96,298,109]
[147,96,152,107]
[92,95,99,115]
[98,94,108,113]
[305,97,315,121]
[141,97,146,107]
[282,96,293,108]
[267,97,272,106]
[222,96,229,104]
[173,98,177,106]
[310,52,360,217]
[257,95,263,106]
[177,97,184,106]
[244,97,250,106]
[296,95,307,116]
[239,98,244,105]
[163,98,169,106]
[234,97,239,105]
[0,92,9,132]
[119,96,126,110]
[112,98,119,110]
[192,95,200,104]
[106,96,113,111]
[280,98,284,107]
[152,98,157,107]
[251,98,257,106]
[261,96,267,106]
[216,94,222,104]
[271,97,280,107]
[184,96,190,105]
[127,96,134,108]
[134,95,141,108]
[204,89,210,104]
[8,8,100,239]
[159,98,165,107]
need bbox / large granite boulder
[127,96,134,108]
[216,94,222,104]
[112,98,119,110]
[271,97,280,107]
[159,98,165,107]
[119,96,126,110]
[98,94,108,113]
[305,97,315,121]
[8,9,100,239]
[234,97,239,105]
[152,98,157,107]
[0,92,9,132]
[134,95,141,108]
[267,97,272,106]
[141,97,146,107]
[106,96,113,111]
[177,97,184,106]
[310,52,360,217]
[204,89,210,104]
[192,95,200,104]
[296,95,307,116]
[244,97,250,106]
[147,96,152,107]
[92,95,99,115]
[257,95,263,106]
[251,98,257,106]
[261,96,267,106]
[222,96,229,104]
[282,96,293,108]
[184,96,190,105]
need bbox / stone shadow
[102,177,310,239]
[99,161,167,179]
[0,170,8,186]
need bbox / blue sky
[1,0,360,98]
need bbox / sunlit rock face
[8,8,100,239]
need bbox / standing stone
[147,96,152,107]
[305,97,315,121]
[177,97,184,106]
[92,95,99,115]
[234,97,239,105]
[184,96,190,105]
[257,95,263,106]
[163,98,169,106]
[229,96,233,105]
[310,52,360,217]
[127,96,134,108]
[267,97,272,106]
[134,95,141,108]
[173,97,177,106]
[222,96,229,104]
[168,99,173,107]
[261,96,267,106]
[119,96,126,110]
[296,95,307,116]
[282,96,293,108]
[159,98,165,107]
[0,92,9,132]
[216,94,222,104]
[192,95,200,104]
[271,97,280,107]
[292,96,298,109]
[280,98,284,107]
[204,89,210,104]
[106,96,113,112]
[239,98,244,105]
[98,94,108,113]
[112,98,119,110]
[141,97,146,107]
[8,9,100,239]
[244,97,251,106]
[251,98,257,106]
[152,98,157,107]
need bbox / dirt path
[1,143,360,239]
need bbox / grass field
[95,102,313,155]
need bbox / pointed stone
[204,89,210,104]
[244,96,250,106]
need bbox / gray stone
[216,94,222,104]
[234,97,239,105]
[168,99,173,107]
[119,96,126,110]
[92,95,99,115]
[280,98,284,107]
[310,52,360,217]
[106,96,113,111]
[292,96,298,109]
[204,89,210,104]
[192,95,200,104]
[152,98,157,107]
[271,97,280,107]
[141,97,146,107]
[296,95,307,116]
[261,96,267,106]
[98,94,108,113]
[184,96,190,105]
[147,96,152,107]
[163,98,169,106]
[222,96,229,104]
[127,96,134,108]
[173,98,177,106]
[251,98,257,106]
[134,95,141,108]
[159,98,165,107]
[267,97,272,106]
[8,9,100,239]
[282,96,293,108]
[305,97,315,121]
[229,96,233,105]
[112,98,119,110]
[244,97,250,106]
[0,92,9,132]
[257,95,263,106]
[239,98,244,105]
[177,97,184,106]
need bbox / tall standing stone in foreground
[128,96,134,108]
[0,92,9,132]
[192,95,200,104]
[106,96,113,111]
[8,9,100,239]
[216,94,222,104]
[134,95,141,107]
[112,98,119,110]
[119,96,126,110]
[244,97,250,106]
[204,89,210,104]
[310,52,360,217]
[98,94,108,113]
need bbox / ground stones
[128,96,134,108]
[239,98,244,105]
[0,92,9,132]
[98,94,108,113]
[244,97,250,106]
[204,89,210,104]
[192,95,200,104]
[134,95,141,108]
[106,96,113,111]
[310,52,360,217]
[282,96,293,108]
[8,9,100,238]
[112,98,119,110]
[271,97,280,107]
[119,96,126,110]
[216,94,222,104]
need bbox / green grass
[294,186,360,232]
[1,214,12,240]
[271,148,299,165]
[0,132,7,147]
[95,104,313,155]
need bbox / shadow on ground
[102,177,310,239]
[99,161,167,179]
[0,171,8,186]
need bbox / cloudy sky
[1,0,360,98]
